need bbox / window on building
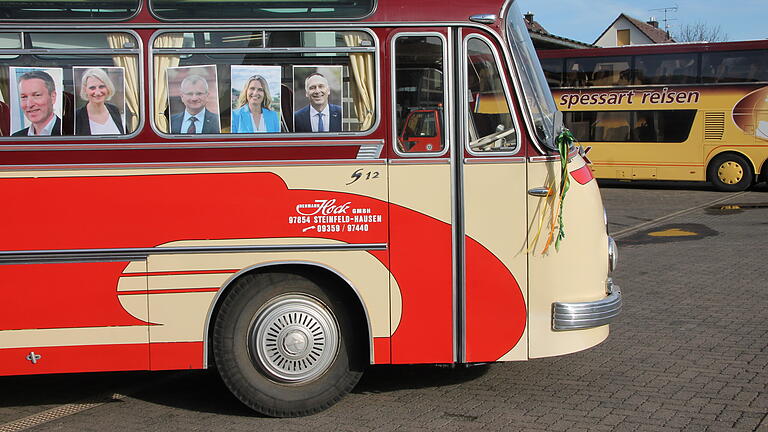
[617,30,630,47]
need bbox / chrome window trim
[202,259,376,368]
[0,138,385,152]
[464,156,525,164]
[388,158,451,165]
[461,32,521,157]
[148,27,381,140]
[0,243,387,265]
[0,158,388,172]
[390,31,450,159]
[0,29,145,144]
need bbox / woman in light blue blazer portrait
[231,75,280,133]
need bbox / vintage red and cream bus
[0,0,620,416]
[539,40,768,191]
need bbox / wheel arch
[706,150,757,182]
[759,157,768,182]
[203,261,373,368]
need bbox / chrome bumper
[552,279,622,331]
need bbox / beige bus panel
[527,156,611,358]
[146,238,397,343]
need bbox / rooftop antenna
[649,5,678,36]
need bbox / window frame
[0,28,144,145]
[564,109,697,143]
[148,0,377,22]
[148,27,380,140]
[0,0,140,22]
[390,31,450,158]
[462,33,521,157]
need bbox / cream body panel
[527,155,610,358]
[463,162,528,361]
[388,163,453,224]
[147,238,397,341]
[0,327,148,349]
[148,292,218,342]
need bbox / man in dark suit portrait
[12,70,62,136]
[170,74,220,134]
[293,72,342,133]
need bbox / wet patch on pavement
[619,223,718,245]
[705,203,768,215]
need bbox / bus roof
[0,0,511,24]
[538,39,768,59]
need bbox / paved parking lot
[1,181,767,431]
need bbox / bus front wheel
[708,153,753,192]
[212,272,363,417]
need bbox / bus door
[389,29,455,364]
[457,29,528,363]
[388,28,528,364]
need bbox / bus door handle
[527,187,553,197]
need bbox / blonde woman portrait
[75,67,125,135]
[231,66,281,133]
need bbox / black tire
[707,153,753,192]
[212,272,363,417]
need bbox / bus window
[393,34,445,154]
[465,37,516,153]
[150,0,375,21]
[564,110,696,143]
[539,57,563,88]
[0,31,141,138]
[594,111,630,141]
[702,50,768,83]
[0,0,139,20]
[635,53,698,85]
[152,30,376,135]
[565,56,631,87]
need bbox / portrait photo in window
[73,67,126,136]
[166,65,221,134]
[230,65,282,134]
[9,67,64,137]
[292,65,343,133]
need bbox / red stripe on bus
[150,342,204,371]
[373,337,391,364]
[594,162,703,167]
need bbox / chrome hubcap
[249,294,339,383]
[718,161,744,184]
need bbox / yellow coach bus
[539,40,768,191]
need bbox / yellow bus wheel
[708,153,753,192]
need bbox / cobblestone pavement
[1,182,766,431]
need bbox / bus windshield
[505,1,560,150]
